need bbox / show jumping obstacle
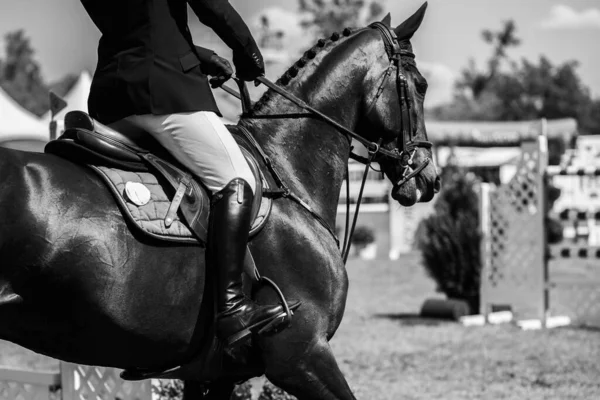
[554,208,600,258]
[479,119,600,329]
[0,363,150,400]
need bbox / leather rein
[222,23,432,262]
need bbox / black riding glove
[202,53,233,88]
[233,47,265,82]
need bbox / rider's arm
[187,0,264,80]
[187,0,254,55]
[195,45,216,63]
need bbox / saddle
[45,111,274,246]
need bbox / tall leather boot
[210,178,286,346]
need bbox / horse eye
[415,80,428,95]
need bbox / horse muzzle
[390,162,441,206]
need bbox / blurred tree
[457,20,521,99]
[429,21,599,136]
[0,30,49,116]
[256,14,285,50]
[578,98,600,135]
[299,0,384,35]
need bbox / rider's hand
[233,46,265,82]
[203,53,233,88]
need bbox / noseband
[367,22,432,191]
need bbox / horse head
[357,3,441,206]
[245,3,440,215]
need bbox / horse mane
[247,27,416,116]
[249,27,359,115]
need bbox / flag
[49,91,68,119]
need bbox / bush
[151,379,292,399]
[415,166,482,313]
[153,380,183,400]
[258,381,297,400]
[351,226,375,249]
[232,381,253,400]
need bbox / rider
[80,0,285,346]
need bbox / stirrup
[223,308,293,348]
[223,275,300,348]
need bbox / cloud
[418,61,456,108]
[540,5,600,29]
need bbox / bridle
[241,23,432,190]
[221,23,433,261]
[366,22,432,192]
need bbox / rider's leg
[124,111,255,193]
[119,111,284,345]
[210,177,286,344]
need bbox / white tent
[0,86,48,144]
[43,70,92,123]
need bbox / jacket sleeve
[187,0,257,56]
[194,46,215,63]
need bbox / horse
[0,5,440,400]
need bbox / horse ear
[381,13,391,27]
[394,2,428,41]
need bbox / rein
[252,76,395,159]
[220,23,432,262]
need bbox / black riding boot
[210,178,286,346]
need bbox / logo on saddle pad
[125,181,152,206]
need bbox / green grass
[1,252,599,399]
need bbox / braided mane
[250,27,359,114]
[249,27,415,115]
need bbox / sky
[0,0,599,107]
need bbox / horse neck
[242,37,370,227]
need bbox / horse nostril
[434,176,442,193]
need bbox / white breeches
[123,111,256,194]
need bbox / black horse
[0,6,440,400]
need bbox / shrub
[415,166,482,313]
[351,226,375,249]
[153,380,183,400]
[258,381,297,400]
[152,380,254,400]
[232,381,253,400]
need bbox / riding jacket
[81,0,261,124]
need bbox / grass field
[1,252,599,399]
